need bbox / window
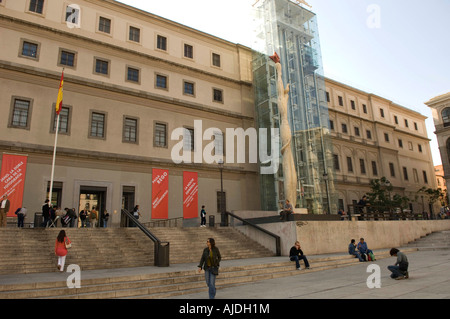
[389,162,395,177]
[10,98,31,129]
[418,144,423,153]
[129,26,140,43]
[65,5,80,26]
[366,130,372,140]
[127,67,140,83]
[404,119,409,128]
[184,128,195,151]
[362,104,367,114]
[359,159,366,174]
[98,17,111,34]
[157,35,167,51]
[184,44,193,59]
[184,81,195,96]
[423,171,428,184]
[413,169,419,182]
[59,50,75,67]
[346,156,353,173]
[90,112,106,138]
[29,0,44,14]
[371,161,378,176]
[123,117,138,143]
[156,74,168,89]
[384,133,389,142]
[442,108,450,127]
[350,100,356,110]
[21,41,38,59]
[212,53,221,67]
[398,139,403,148]
[341,123,348,134]
[154,122,167,147]
[52,106,70,134]
[380,108,385,118]
[403,167,409,181]
[354,127,360,136]
[394,116,398,124]
[213,88,223,103]
[329,120,334,131]
[333,154,340,171]
[326,92,330,103]
[338,96,343,106]
[414,122,418,130]
[213,131,224,156]
[95,58,109,75]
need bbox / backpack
[14,207,22,215]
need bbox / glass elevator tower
[252,0,337,214]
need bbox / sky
[117,0,449,166]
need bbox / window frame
[8,96,33,130]
[88,110,107,140]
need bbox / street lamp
[218,159,227,226]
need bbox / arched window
[442,108,450,127]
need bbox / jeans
[388,265,406,278]
[351,252,364,262]
[17,214,25,227]
[204,269,217,299]
[290,255,310,269]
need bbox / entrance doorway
[79,186,107,227]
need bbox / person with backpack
[200,205,207,227]
[388,248,409,280]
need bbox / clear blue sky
[118,0,449,166]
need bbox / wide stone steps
[0,247,418,299]
[405,230,450,250]
[0,227,274,275]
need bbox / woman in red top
[55,230,71,271]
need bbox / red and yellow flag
[56,70,64,115]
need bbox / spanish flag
[56,70,64,115]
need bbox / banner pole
[48,114,60,203]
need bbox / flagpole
[48,68,64,204]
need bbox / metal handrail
[121,209,169,266]
[225,211,281,256]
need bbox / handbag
[65,239,72,249]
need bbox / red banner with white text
[183,171,198,219]
[0,154,28,217]
[151,168,169,219]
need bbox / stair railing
[121,209,169,267]
[225,211,281,256]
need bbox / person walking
[16,207,27,228]
[388,248,409,280]
[90,206,98,228]
[348,239,364,262]
[102,209,109,228]
[289,241,310,270]
[55,230,71,272]
[200,205,207,227]
[198,237,222,299]
[42,199,51,227]
[0,195,11,227]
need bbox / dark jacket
[289,246,305,258]
[198,246,221,270]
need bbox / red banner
[0,154,28,217]
[183,171,198,219]
[151,168,168,219]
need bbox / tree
[366,177,409,212]
[417,187,445,218]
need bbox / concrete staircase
[405,230,450,251]
[0,227,274,275]
[0,248,418,299]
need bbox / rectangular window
[354,127,360,136]
[22,41,38,58]
[157,35,167,51]
[213,88,223,103]
[418,144,423,153]
[423,171,428,184]
[371,161,378,176]
[347,157,353,173]
[359,159,366,174]
[184,128,194,151]
[403,167,409,181]
[326,92,330,103]
[329,120,334,131]
[154,122,167,148]
[380,108,385,117]
[11,99,30,128]
[184,81,195,96]
[333,154,340,171]
[338,96,343,106]
[129,26,140,42]
[29,0,44,14]
[156,74,167,89]
[212,53,221,67]
[389,162,395,177]
[98,17,111,34]
[214,131,224,156]
[127,67,140,83]
[350,100,356,110]
[95,58,109,75]
[414,122,418,130]
[366,130,372,140]
[394,116,398,124]
[90,112,105,138]
[362,104,367,114]
[60,50,75,67]
[398,139,403,148]
[184,44,193,59]
[384,133,389,142]
[123,117,137,143]
[404,119,409,128]
[53,106,69,133]
[341,123,348,134]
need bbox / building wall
[326,78,438,214]
[0,0,260,226]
